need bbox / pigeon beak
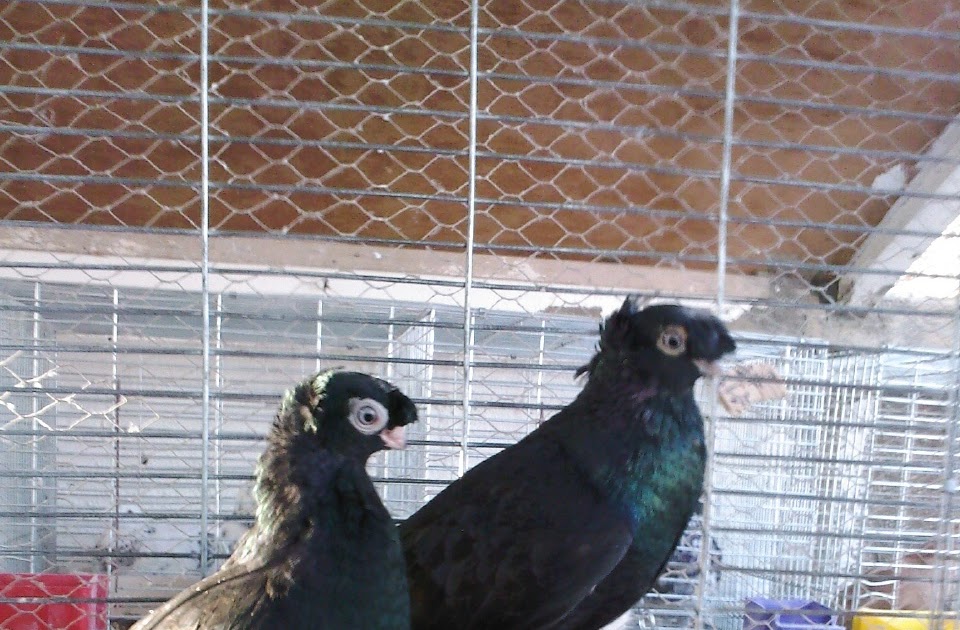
[693,359,721,377]
[380,425,406,450]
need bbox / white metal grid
[0,1,959,629]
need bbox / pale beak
[693,359,721,377]
[380,425,406,450]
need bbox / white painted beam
[840,119,960,307]
[0,224,770,316]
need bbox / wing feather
[131,557,282,630]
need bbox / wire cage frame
[1,0,960,629]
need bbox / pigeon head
[280,370,419,462]
[577,298,736,392]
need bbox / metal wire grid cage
[0,0,959,628]
[0,275,956,628]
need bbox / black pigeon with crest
[132,370,418,630]
[400,299,736,630]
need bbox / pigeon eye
[657,326,687,357]
[348,398,389,435]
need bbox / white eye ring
[348,398,389,435]
[657,325,687,357]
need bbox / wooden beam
[840,119,960,307]
[0,225,771,307]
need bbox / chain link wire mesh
[1,0,959,628]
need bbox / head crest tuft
[278,369,341,434]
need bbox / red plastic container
[0,573,108,630]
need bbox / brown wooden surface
[1,0,958,274]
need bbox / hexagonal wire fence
[1,0,959,628]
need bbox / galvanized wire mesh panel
[1,0,960,629]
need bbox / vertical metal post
[198,0,212,577]
[316,299,323,373]
[816,352,837,595]
[424,308,436,428]
[697,1,738,628]
[459,317,476,477]
[852,355,882,611]
[536,319,546,425]
[715,4,738,311]
[110,287,120,589]
[29,282,41,573]
[387,306,396,382]
[895,368,920,566]
[212,293,224,557]
[383,306,397,489]
[459,0,480,477]
[422,309,437,507]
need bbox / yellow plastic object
[853,612,957,630]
